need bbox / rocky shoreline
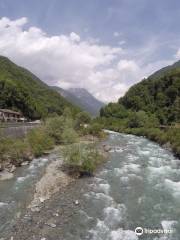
[29,154,74,212]
[4,178,88,240]
[0,137,110,240]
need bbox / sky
[0,0,180,102]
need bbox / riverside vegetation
[0,56,79,120]
[0,109,106,175]
[99,61,180,158]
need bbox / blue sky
[0,0,180,101]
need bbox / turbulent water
[0,153,57,235]
[0,131,180,239]
[62,131,180,240]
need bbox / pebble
[31,207,41,212]
[53,212,59,217]
[74,200,79,205]
[46,223,56,228]
[39,197,46,203]
[21,161,29,166]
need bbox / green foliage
[101,67,180,125]
[74,111,91,130]
[0,138,31,166]
[61,128,79,144]
[0,105,104,169]
[127,111,148,128]
[45,116,65,143]
[100,103,129,118]
[87,122,103,137]
[62,143,103,175]
[45,114,79,144]
[99,62,180,158]
[0,56,79,120]
[27,127,54,157]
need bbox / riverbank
[123,127,180,159]
[0,112,106,179]
[4,177,88,240]
[1,137,109,239]
[3,131,180,240]
[104,126,180,159]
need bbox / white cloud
[113,31,120,37]
[118,40,126,46]
[0,17,175,102]
[69,32,81,42]
[175,48,180,59]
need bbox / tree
[74,111,91,130]
[127,111,148,128]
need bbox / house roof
[0,109,22,115]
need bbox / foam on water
[164,179,180,199]
[16,175,30,183]
[0,202,8,207]
[138,149,151,156]
[89,220,137,240]
[110,229,138,240]
[113,164,141,178]
[103,204,126,228]
[98,183,110,195]
[120,176,129,184]
[148,166,179,179]
[161,220,177,230]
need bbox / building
[0,109,26,122]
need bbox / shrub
[0,138,31,165]
[62,143,103,175]
[74,111,91,130]
[61,127,79,144]
[7,139,31,166]
[27,127,54,157]
[45,116,65,143]
[87,123,103,137]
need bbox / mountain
[100,60,180,125]
[53,87,105,116]
[0,56,79,120]
[150,60,180,78]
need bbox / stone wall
[0,123,40,138]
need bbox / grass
[0,112,105,171]
[62,143,103,176]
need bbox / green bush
[45,116,65,143]
[7,139,31,166]
[27,127,54,157]
[0,138,31,165]
[87,123,103,137]
[61,127,79,144]
[62,143,103,175]
[74,111,91,130]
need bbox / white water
[62,132,180,240]
[0,132,180,239]
[0,153,57,236]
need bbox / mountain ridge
[100,59,180,125]
[0,56,79,120]
[53,86,105,116]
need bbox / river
[0,131,180,239]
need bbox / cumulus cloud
[0,17,174,102]
[113,31,120,37]
[175,49,180,59]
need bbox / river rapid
[0,131,180,240]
